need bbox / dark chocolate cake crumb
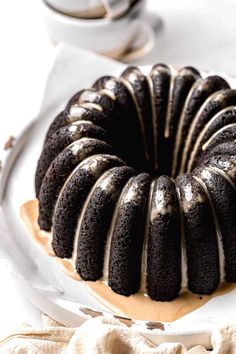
[80,307,103,318]
[113,315,134,327]
[4,136,15,150]
[146,321,165,331]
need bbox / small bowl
[41,0,145,56]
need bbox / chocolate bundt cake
[35,64,236,301]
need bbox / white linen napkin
[0,316,235,353]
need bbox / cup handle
[121,11,162,62]
[101,0,130,19]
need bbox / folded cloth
[0,315,235,354]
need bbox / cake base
[20,199,236,322]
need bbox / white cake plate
[0,45,236,349]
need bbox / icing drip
[202,123,236,151]
[164,68,175,139]
[141,180,155,291]
[208,165,236,192]
[120,76,149,162]
[180,91,227,173]
[146,75,158,170]
[176,187,188,289]
[187,106,236,172]
[101,88,116,101]
[193,174,225,282]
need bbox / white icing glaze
[122,180,143,205]
[70,140,84,155]
[208,165,236,192]
[104,79,117,93]
[184,183,193,202]
[202,123,236,151]
[150,188,174,220]
[180,182,204,214]
[69,103,102,119]
[180,90,228,174]
[120,76,149,162]
[80,157,100,172]
[165,67,199,173]
[200,168,212,181]
[140,180,155,291]
[187,106,236,172]
[79,90,100,104]
[80,102,103,111]
[146,74,158,170]
[176,186,188,289]
[171,78,203,177]
[209,157,236,184]
[101,88,116,101]
[69,105,84,115]
[99,171,118,192]
[125,70,140,85]
[72,186,92,263]
[164,68,175,139]
[70,137,98,155]
[72,120,93,127]
[68,124,79,134]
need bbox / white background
[1,0,236,335]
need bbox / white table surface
[1,0,236,337]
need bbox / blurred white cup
[46,0,133,19]
[41,0,161,61]
[41,0,149,57]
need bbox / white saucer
[1,45,236,349]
